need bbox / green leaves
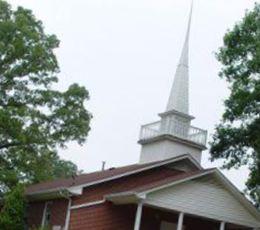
[0,0,91,195]
[0,0,92,227]
[0,184,26,230]
[210,3,260,207]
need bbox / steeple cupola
[138,2,207,164]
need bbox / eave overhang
[26,154,202,199]
[159,109,195,120]
[138,134,207,150]
[27,186,83,201]
[105,192,145,205]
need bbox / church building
[26,3,260,230]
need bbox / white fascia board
[68,154,202,192]
[66,187,83,195]
[105,191,146,200]
[27,187,67,196]
[27,187,82,200]
[70,199,106,210]
[105,191,146,205]
[27,187,69,201]
[105,191,137,199]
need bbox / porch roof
[105,168,260,228]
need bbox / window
[42,202,52,227]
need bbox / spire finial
[166,1,193,114]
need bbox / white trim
[105,192,146,205]
[41,201,52,227]
[134,203,143,230]
[70,199,105,210]
[220,222,225,230]
[105,191,138,199]
[67,187,82,195]
[41,202,48,227]
[64,198,72,230]
[105,191,146,200]
[27,187,67,196]
[177,212,184,230]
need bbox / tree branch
[0,142,23,150]
[0,102,26,108]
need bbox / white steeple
[138,1,207,165]
[166,2,193,114]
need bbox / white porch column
[177,212,184,230]
[220,221,225,230]
[134,203,143,230]
[64,198,72,230]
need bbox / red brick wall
[27,201,45,228]
[69,202,136,230]
[72,167,180,206]
[27,198,68,229]
[50,199,68,227]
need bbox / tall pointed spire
[138,1,207,165]
[166,1,193,114]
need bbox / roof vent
[101,161,106,171]
[109,167,116,171]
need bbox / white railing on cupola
[139,120,207,146]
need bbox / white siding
[145,176,260,228]
[140,139,202,164]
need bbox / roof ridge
[26,154,201,195]
[27,154,191,188]
[27,162,140,188]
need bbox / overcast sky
[9,0,256,191]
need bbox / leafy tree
[0,0,91,195]
[0,184,26,230]
[210,3,260,207]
